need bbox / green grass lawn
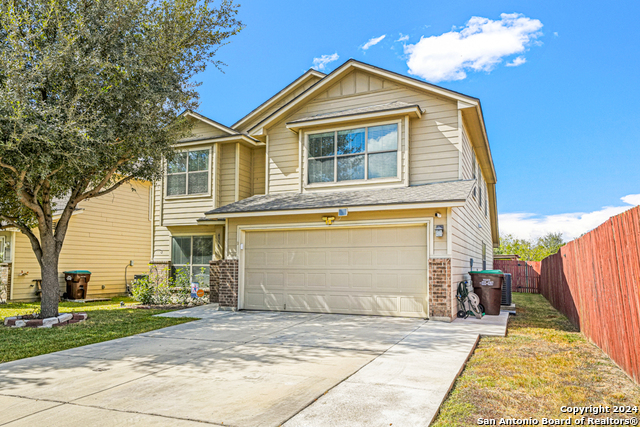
[0,298,197,363]
[432,293,640,426]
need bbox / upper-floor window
[166,149,209,196]
[307,123,399,184]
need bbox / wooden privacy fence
[539,205,640,384]
[494,259,541,293]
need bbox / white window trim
[302,119,403,190]
[165,146,213,199]
[0,236,5,263]
[170,234,216,279]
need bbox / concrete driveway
[0,306,507,427]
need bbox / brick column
[429,258,453,320]
[149,261,171,286]
[209,261,219,304]
[210,259,238,309]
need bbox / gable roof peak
[180,110,238,136]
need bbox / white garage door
[243,225,428,317]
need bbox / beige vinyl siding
[235,76,323,134]
[238,144,253,199]
[10,182,152,301]
[449,123,493,318]
[219,143,237,205]
[181,119,229,142]
[226,208,448,259]
[267,117,300,194]
[252,147,266,195]
[161,142,215,227]
[265,70,460,193]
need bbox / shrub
[131,264,209,306]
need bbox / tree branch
[77,157,130,202]
[0,214,43,262]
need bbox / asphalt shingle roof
[286,101,419,124]
[204,179,474,217]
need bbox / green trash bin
[469,270,504,315]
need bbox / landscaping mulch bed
[135,304,207,310]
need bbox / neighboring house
[0,181,152,302]
[153,59,499,320]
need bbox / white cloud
[396,33,409,42]
[311,53,339,71]
[554,32,559,37]
[499,194,640,241]
[404,13,543,82]
[361,34,386,50]
[506,56,526,67]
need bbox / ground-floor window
[171,235,213,286]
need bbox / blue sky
[195,1,640,241]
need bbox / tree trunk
[39,247,61,318]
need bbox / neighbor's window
[171,235,214,284]
[166,150,209,196]
[308,123,399,184]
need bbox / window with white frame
[171,235,214,284]
[0,236,5,262]
[166,149,209,196]
[307,123,399,184]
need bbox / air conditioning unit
[501,273,512,306]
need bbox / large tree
[494,232,565,262]
[0,0,242,317]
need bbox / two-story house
[151,59,498,321]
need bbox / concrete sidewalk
[284,312,509,427]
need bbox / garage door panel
[285,272,305,287]
[267,231,285,247]
[328,294,351,310]
[287,231,306,246]
[400,297,426,314]
[247,251,266,267]
[400,248,428,267]
[351,273,373,289]
[376,296,399,313]
[328,229,350,245]
[286,251,304,266]
[329,273,350,289]
[243,225,428,317]
[352,296,375,312]
[329,251,350,266]
[264,292,284,309]
[307,229,327,246]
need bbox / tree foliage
[0,0,242,317]
[494,232,565,262]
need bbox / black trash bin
[63,270,92,300]
[469,270,504,315]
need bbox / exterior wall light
[322,216,336,225]
[435,224,444,237]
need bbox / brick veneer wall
[0,263,10,303]
[429,258,452,319]
[210,259,238,308]
[149,261,171,285]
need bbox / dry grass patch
[432,293,640,426]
